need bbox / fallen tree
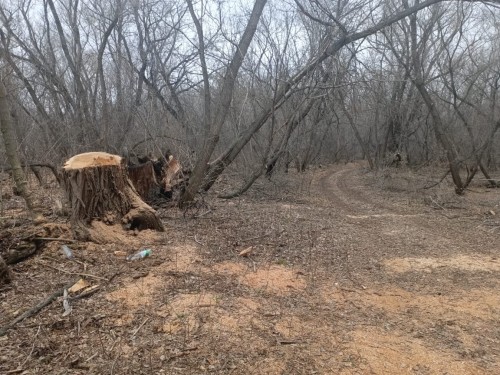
[62,152,164,241]
[127,152,190,203]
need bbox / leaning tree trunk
[62,152,164,241]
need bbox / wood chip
[239,246,253,257]
[68,279,91,293]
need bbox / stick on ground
[0,279,78,337]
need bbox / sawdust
[163,314,200,335]
[106,274,163,309]
[385,255,500,273]
[362,287,499,321]
[88,221,162,246]
[216,297,262,331]
[155,244,202,273]
[3,164,500,374]
[213,261,306,295]
[349,327,489,375]
[320,284,499,322]
[242,266,306,294]
[167,292,217,310]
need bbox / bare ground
[1,162,499,374]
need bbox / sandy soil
[1,162,499,374]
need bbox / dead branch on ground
[0,278,78,337]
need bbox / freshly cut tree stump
[62,152,164,241]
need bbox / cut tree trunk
[127,161,158,200]
[62,152,164,241]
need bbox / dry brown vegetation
[1,162,499,374]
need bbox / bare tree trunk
[408,8,464,193]
[0,78,37,215]
[480,162,498,188]
[338,90,375,170]
[179,0,268,206]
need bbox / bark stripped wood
[161,156,183,198]
[127,153,189,202]
[62,152,164,241]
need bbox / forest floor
[1,161,499,374]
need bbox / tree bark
[407,8,464,193]
[0,77,37,215]
[179,0,268,205]
[127,161,158,200]
[62,152,164,241]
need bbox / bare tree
[0,75,36,213]
[179,0,268,205]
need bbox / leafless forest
[1,1,500,374]
[1,0,500,196]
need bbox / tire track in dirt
[317,163,366,214]
[316,163,491,256]
[317,162,412,215]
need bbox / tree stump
[62,152,164,241]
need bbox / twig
[423,169,450,189]
[132,317,150,337]
[34,237,78,243]
[84,352,99,363]
[5,369,24,374]
[277,337,301,345]
[42,255,87,269]
[20,325,41,367]
[69,286,101,301]
[0,278,78,336]
[194,209,212,218]
[194,235,205,246]
[166,347,198,362]
[37,262,108,281]
[62,289,72,317]
[241,229,285,243]
[429,197,445,210]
